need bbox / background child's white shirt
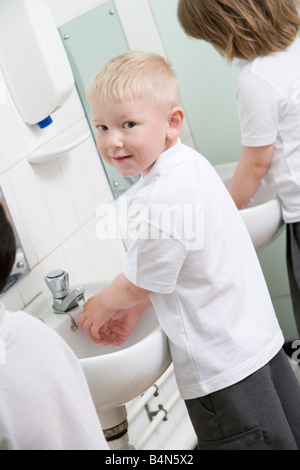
[235,37,300,223]
[0,302,108,450]
[124,140,284,399]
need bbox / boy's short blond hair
[178,0,300,61]
[87,50,180,114]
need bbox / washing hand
[77,290,115,342]
[96,307,145,346]
[78,285,151,345]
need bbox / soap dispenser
[0,0,74,128]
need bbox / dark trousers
[185,349,300,450]
[286,222,300,336]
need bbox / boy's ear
[167,106,184,139]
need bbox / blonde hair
[86,50,180,114]
[178,0,300,61]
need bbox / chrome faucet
[45,269,85,312]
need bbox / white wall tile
[62,230,99,284]
[57,146,98,226]
[82,216,125,281]
[32,159,80,243]
[17,265,46,306]
[1,284,24,311]
[39,246,71,284]
[6,160,59,261]
[77,137,113,205]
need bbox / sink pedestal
[98,406,135,450]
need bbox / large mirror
[0,186,30,295]
[59,1,140,199]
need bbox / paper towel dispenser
[0,0,74,127]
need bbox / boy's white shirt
[0,302,108,450]
[124,139,283,399]
[236,36,300,223]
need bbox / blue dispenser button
[38,115,53,128]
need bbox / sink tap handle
[45,269,70,299]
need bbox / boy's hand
[77,291,115,342]
[96,307,144,346]
[77,291,115,343]
[78,289,151,344]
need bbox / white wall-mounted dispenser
[0,0,74,128]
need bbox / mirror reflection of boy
[0,204,108,450]
[78,51,300,450]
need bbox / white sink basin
[214,162,284,251]
[24,282,171,416]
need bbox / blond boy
[79,51,300,450]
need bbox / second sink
[214,162,284,251]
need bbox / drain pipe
[98,405,135,450]
[127,364,174,424]
[135,389,180,450]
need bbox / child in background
[0,205,108,450]
[177,0,300,343]
[78,50,300,450]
